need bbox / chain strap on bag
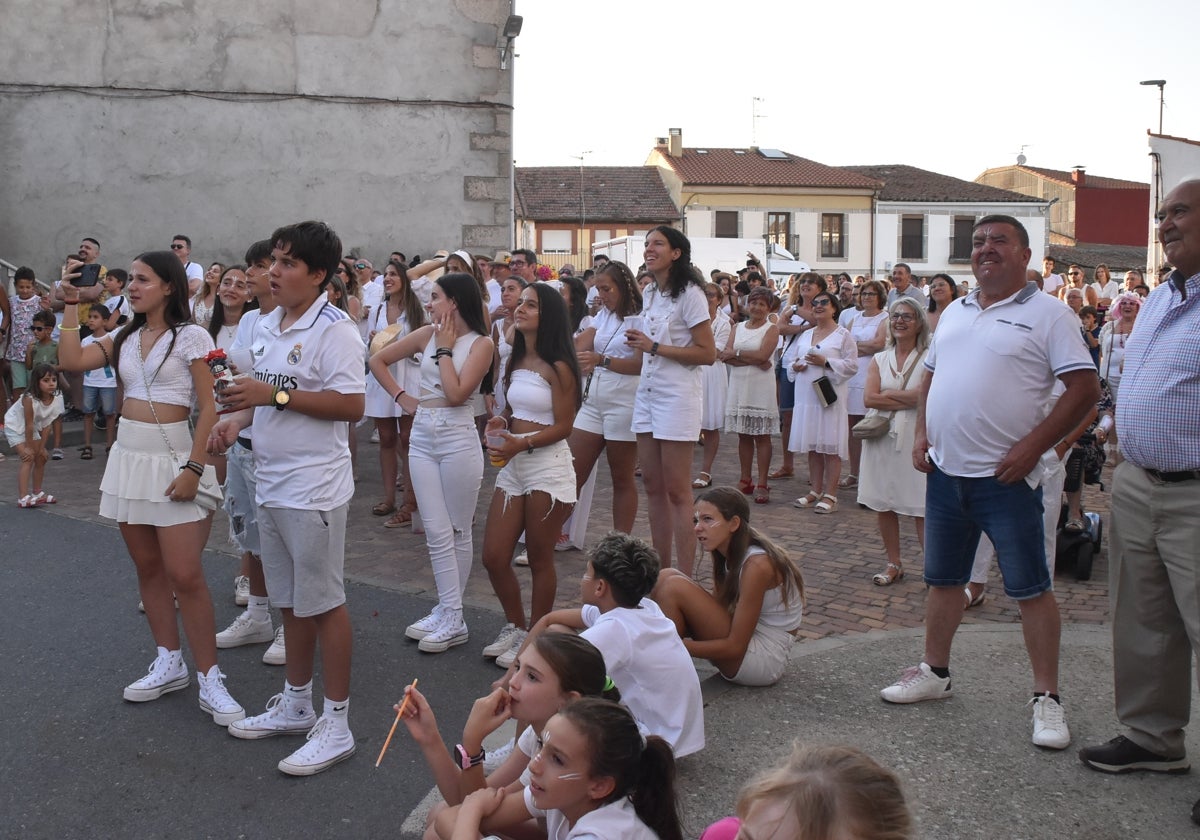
[851,347,924,440]
[136,328,222,509]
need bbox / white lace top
[118,324,215,408]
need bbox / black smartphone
[75,264,102,287]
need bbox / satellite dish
[1017,153,1027,165]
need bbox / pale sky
[511,0,1199,185]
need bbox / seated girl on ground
[397,632,615,838]
[700,742,912,840]
[652,486,805,686]
[443,698,683,840]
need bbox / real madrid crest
[287,343,303,365]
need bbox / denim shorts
[923,465,1050,599]
[82,385,117,416]
[776,360,796,411]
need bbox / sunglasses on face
[32,326,47,332]
[171,244,186,250]
[811,299,833,307]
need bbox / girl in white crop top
[479,282,582,663]
[653,486,806,687]
[368,273,494,652]
[56,250,244,725]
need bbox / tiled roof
[653,147,881,190]
[515,167,679,223]
[843,164,1035,203]
[1048,243,1148,272]
[979,165,1149,191]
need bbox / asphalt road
[1,509,513,839]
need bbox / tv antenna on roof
[1012,144,1030,165]
[752,97,766,147]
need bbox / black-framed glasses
[509,260,527,267]
[170,244,186,250]
[31,326,47,331]
[890,313,915,322]
[1068,271,1082,276]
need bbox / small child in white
[6,363,64,506]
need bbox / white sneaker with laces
[482,623,523,658]
[405,605,445,641]
[418,609,469,653]
[495,629,528,669]
[234,575,250,606]
[124,648,190,702]
[262,625,286,665]
[278,716,356,776]
[197,666,245,726]
[1030,694,1070,749]
[880,663,953,704]
[483,736,516,773]
[215,610,275,648]
[228,692,316,739]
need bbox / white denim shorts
[574,370,637,442]
[494,434,577,507]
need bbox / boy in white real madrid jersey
[207,221,365,776]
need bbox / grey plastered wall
[0,0,514,275]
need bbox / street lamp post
[1140,79,1166,134]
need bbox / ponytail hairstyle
[598,260,642,317]
[589,532,660,608]
[532,632,621,703]
[735,742,912,840]
[697,487,805,615]
[110,251,193,384]
[505,281,582,409]
[558,698,683,840]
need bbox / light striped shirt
[1116,270,1200,471]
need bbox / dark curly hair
[589,533,660,608]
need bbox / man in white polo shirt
[879,215,1099,751]
[207,220,365,776]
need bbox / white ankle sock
[248,595,269,620]
[324,696,350,724]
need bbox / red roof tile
[979,165,1148,191]
[653,147,881,190]
[515,167,679,223]
[843,164,1035,203]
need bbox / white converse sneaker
[418,609,469,653]
[197,666,245,726]
[124,648,190,702]
[1030,694,1070,750]
[228,692,316,739]
[278,716,356,776]
[234,575,250,606]
[216,610,275,648]
[405,605,445,641]
[482,623,523,658]
[880,663,953,704]
[262,625,286,666]
[495,629,528,669]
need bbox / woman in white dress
[784,291,857,515]
[695,281,731,489]
[769,273,823,480]
[721,287,779,504]
[841,279,888,490]
[857,298,930,586]
[365,259,425,526]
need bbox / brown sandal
[768,467,794,479]
[372,501,397,516]
[383,508,413,528]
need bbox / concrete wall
[0,0,514,278]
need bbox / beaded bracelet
[434,347,453,360]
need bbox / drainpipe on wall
[869,190,879,279]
